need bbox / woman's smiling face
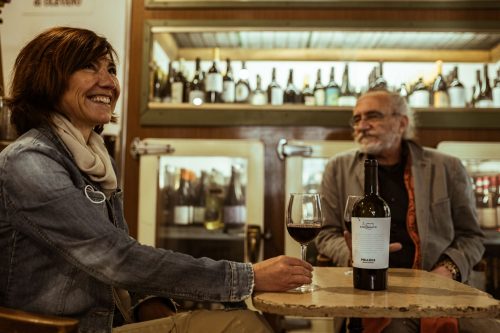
[58,55,120,139]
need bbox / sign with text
[25,0,94,15]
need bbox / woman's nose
[98,70,119,90]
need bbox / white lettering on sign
[33,0,82,6]
[27,0,93,14]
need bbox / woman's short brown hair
[7,26,118,135]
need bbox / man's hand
[430,265,454,279]
[343,230,402,255]
[253,255,313,292]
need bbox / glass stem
[301,244,307,262]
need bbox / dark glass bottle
[192,171,207,225]
[250,74,267,105]
[325,66,340,106]
[283,69,299,104]
[313,68,325,106]
[409,77,430,108]
[223,165,246,233]
[171,60,187,103]
[472,69,482,107]
[338,63,357,107]
[151,62,162,102]
[267,67,283,105]
[493,68,500,107]
[302,75,315,106]
[161,62,173,103]
[370,62,388,91]
[222,58,235,103]
[160,165,177,226]
[235,61,251,103]
[351,159,391,291]
[448,66,466,107]
[173,168,193,225]
[432,61,449,107]
[205,49,223,103]
[476,64,493,108]
[188,57,205,105]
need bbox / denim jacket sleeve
[1,137,254,303]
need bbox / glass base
[291,283,318,293]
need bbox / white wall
[0,0,130,136]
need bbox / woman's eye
[108,66,117,75]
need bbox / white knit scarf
[52,113,117,197]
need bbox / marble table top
[252,267,500,319]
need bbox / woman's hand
[253,255,313,292]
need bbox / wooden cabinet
[124,0,500,259]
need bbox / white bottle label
[206,73,223,93]
[448,87,466,107]
[304,96,316,106]
[493,87,500,108]
[433,92,450,108]
[314,90,325,106]
[409,90,430,107]
[223,205,246,225]
[270,87,283,105]
[171,82,184,103]
[338,96,357,107]
[476,99,494,108]
[235,84,250,102]
[251,93,267,106]
[325,88,340,106]
[193,206,206,224]
[223,81,236,103]
[174,206,191,225]
[351,217,390,269]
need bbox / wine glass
[344,195,363,233]
[286,193,323,293]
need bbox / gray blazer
[315,140,484,282]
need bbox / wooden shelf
[141,103,500,129]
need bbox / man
[315,89,490,333]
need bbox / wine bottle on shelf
[351,159,391,291]
[267,67,283,106]
[205,48,223,103]
[223,165,247,233]
[250,74,267,105]
[188,57,205,105]
[448,66,466,108]
[235,61,251,103]
[173,168,193,225]
[493,68,500,108]
[472,69,482,107]
[171,60,187,103]
[338,63,357,107]
[313,69,325,106]
[222,58,235,103]
[476,64,493,108]
[192,171,207,225]
[151,62,163,102]
[204,169,224,230]
[398,83,409,101]
[302,75,315,106]
[325,66,340,106]
[284,68,299,104]
[161,61,173,103]
[432,60,449,108]
[160,165,177,226]
[370,61,388,91]
[409,77,430,108]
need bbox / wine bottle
[325,66,340,106]
[370,61,388,91]
[476,64,493,108]
[351,159,391,291]
[160,165,177,226]
[313,69,325,106]
[205,48,223,103]
[235,61,251,103]
[192,171,207,225]
[222,58,235,103]
[493,68,500,108]
[338,64,357,107]
[432,60,449,108]
[171,60,187,103]
[480,176,497,229]
[204,169,224,230]
[151,62,162,102]
[267,67,283,105]
[188,57,205,105]
[302,75,315,106]
[283,69,299,104]
[448,66,466,107]
[409,77,430,108]
[223,165,247,233]
[250,74,267,105]
[472,69,482,107]
[398,83,409,101]
[173,168,193,225]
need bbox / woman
[0,27,313,333]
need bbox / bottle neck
[364,163,378,195]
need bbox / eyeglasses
[349,111,400,128]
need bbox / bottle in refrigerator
[174,168,193,225]
[493,68,500,107]
[432,60,449,108]
[235,61,251,103]
[188,57,205,105]
[267,67,283,105]
[283,68,300,104]
[476,64,493,108]
[205,48,223,103]
[205,169,224,230]
[409,77,430,108]
[313,68,325,106]
[351,159,391,291]
[222,58,235,103]
[479,175,497,229]
[250,74,267,106]
[193,171,207,225]
[325,66,340,106]
[301,75,315,106]
[448,66,466,108]
[160,165,177,226]
[223,165,247,233]
[338,63,357,107]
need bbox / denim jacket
[0,127,254,333]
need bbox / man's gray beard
[357,141,384,155]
